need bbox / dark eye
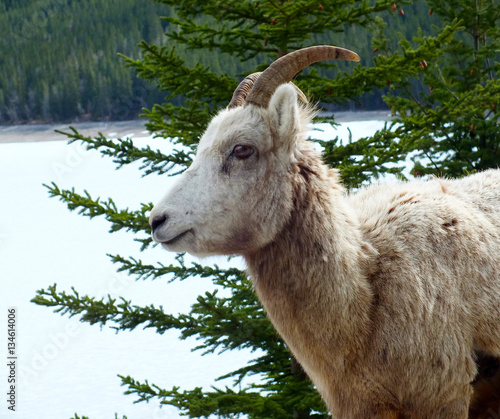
[232,145,255,159]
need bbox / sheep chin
[160,229,194,252]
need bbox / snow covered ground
[0,118,388,419]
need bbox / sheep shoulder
[345,169,500,373]
[348,169,500,264]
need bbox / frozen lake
[0,117,388,419]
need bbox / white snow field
[0,118,387,419]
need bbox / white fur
[150,84,500,418]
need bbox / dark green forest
[0,0,166,123]
[1,0,437,124]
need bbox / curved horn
[228,73,309,109]
[245,45,360,108]
[228,73,262,109]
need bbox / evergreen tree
[327,0,500,179]
[32,0,499,417]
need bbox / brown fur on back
[246,146,500,418]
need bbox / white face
[150,85,303,257]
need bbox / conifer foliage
[363,0,500,177]
[32,0,499,418]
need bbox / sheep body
[351,170,500,413]
[151,83,500,418]
[248,149,500,418]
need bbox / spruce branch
[119,375,276,417]
[56,127,193,176]
[31,284,194,332]
[30,273,277,354]
[107,253,248,284]
[31,281,291,387]
[117,374,326,418]
[317,126,406,187]
[31,285,126,326]
[43,183,153,250]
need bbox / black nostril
[151,214,167,233]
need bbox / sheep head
[149,46,360,257]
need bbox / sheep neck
[244,155,373,377]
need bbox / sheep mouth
[161,229,193,247]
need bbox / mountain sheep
[150,46,500,418]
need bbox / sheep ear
[268,84,299,151]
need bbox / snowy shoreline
[0,111,392,144]
[0,119,149,144]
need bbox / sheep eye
[233,145,255,159]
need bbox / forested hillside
[0,0,435,124]
[0,0,166,123]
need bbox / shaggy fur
[150,84,500,418]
